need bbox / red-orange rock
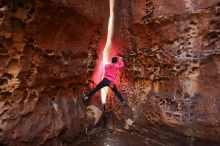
[0,0,220,145]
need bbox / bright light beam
[101,0,115,104]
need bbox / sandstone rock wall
[112,0,220,143]
[0,0,220,145]
[0,0,108,145]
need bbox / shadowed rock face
[0,0,220,145]
[0,0,108,145]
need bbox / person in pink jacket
[83,56,128,106]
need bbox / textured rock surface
[0,0,220,145]
[112,0,220,144]
[0,0,107,145]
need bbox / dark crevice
[0,0,8,8]
[0,11,4,18]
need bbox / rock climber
[82,56,128,107]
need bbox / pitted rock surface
[0,0,220,145]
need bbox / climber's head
[111,56,118,63]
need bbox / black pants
[87,78,125,103]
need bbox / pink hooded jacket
[104,57,124,81]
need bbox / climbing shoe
[82,96,89,103]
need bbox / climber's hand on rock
[122,57,126,62]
